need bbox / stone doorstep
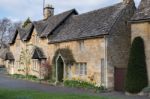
[125,92,150,97]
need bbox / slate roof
[48,2,127,43]
[9,23,34,44]
[131,0,150,21]
[0,48,14,60]
[0,43,9,49]
[33,20,47,36]
[9,9,77,44]
[9,1,135,44]
[5,52,14,60]
[34,9,78,38]
[31,47,46,59]
[20,23,34,41]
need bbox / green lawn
[0,89,115,99]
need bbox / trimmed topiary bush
[125,37,148,93]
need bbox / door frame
[114,67,127,91]
[55,54,66,83]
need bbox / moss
[52,48,76,65]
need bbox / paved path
[0,71,149,99]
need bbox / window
[79,40,85,51]
[76,63,87,76]
[32,59,40,71]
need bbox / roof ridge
[78,2,123,16]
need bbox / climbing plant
[19,48,31,76]
[52,48,75,65]
[40,57,52,80]
[52,48,75,81]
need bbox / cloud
[0,0,141,21]
[0,0,43,21]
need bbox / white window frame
[76,63,87,76]
[32,59,40,71]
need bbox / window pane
[80,64,83,75]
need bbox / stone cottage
[0,43,14,69]
[130,0,150,85]
[4,0,135,91]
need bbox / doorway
[56,56,64,82]
[114,68,127,91]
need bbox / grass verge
[0,88,116,99]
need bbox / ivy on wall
[51,48,76,81]
[52,48,76,65]
[19,48,32,75]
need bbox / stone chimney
[44,4,54,19]
[123,0,133,4]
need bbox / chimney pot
[44,4,54,19]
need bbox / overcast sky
[0,0,141,21]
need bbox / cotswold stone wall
[131,22,150,85]
[9,30,47,77]
[9,28,106,86]
[107,3,135,89]
[47,38,105,84]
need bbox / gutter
[129,18,150,23]
[48,34,108,44]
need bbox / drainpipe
[104,36,108,88]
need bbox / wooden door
[114,68,126,91]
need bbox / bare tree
[0,18,21,45]
[0,18,11,45]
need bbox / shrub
[12,74,26,79]
[64,80,105,92]
[26,75,38,81]
[125,37,148,93]
[40,58,52,80]
[12,74,39,81]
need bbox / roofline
[45,9,78,37]
[48,34,108,44]
[129,18,150,23]
[8,30,19,45]
[40,9,78,38]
